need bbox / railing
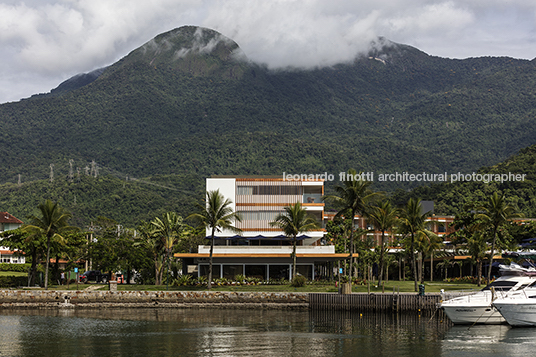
[303,194,322,204]
[309,292,442,312]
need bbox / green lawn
[46,280,481,293]
[0,271,27,277]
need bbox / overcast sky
[1,0,536,104]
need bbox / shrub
[0,263,30,273]
[291,275,307,287]
[173,274,194,286]
[0,276,27,288]
[234,274,246,284]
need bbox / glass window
[199,264,221,278]
[296,265,312,280]
[245,265,267,280]
[223,265,243,279]
[269,265,290,280]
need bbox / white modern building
[176,176,346,280]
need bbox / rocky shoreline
[0,290,310,310]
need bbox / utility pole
[69,159,74,182]
[49,164,54,182]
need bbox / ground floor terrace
[175,245,353,281]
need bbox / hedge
[0,276,27,288]
[0,263,30,273]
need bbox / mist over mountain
[1,25,535,225]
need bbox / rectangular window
[237,211,281,221]
[237,186,253,195]
[223,265,243,279]
[242,186,302,195]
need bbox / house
[0,212,25,264]
[175,176,348,280]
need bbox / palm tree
[22,200,78,290]
[270,202,320,280]
[188,190,242,290]
[367,200,398,286]
[476,192,521,283]
[151,212,186,289]
[422,233,443,282]
[398,198,435,292]
[324,169,380,290]
[135,221,164,285]
[466,232,488,286]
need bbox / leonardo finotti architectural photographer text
[282,172,526,184]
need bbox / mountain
[1,25,536,226]
[392,143,536,218]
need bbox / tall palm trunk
[477,260,483,287]
[292,235,297,279]
[208,227,215,290]
[44,238,51,290]
[430,251,434,282]
[487,227,498,283]
[410,232,418,292]
[348,210,356,291]
[378,231,385,286]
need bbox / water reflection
[442,324,536,357]
[1,308,534,356]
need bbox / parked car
[79,270,109,283]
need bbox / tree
[188,189,242,290]
[367,200,398,286]
[414,221,442,283]
[270,202,320,280]
[0,228,44,287]
[22,200,78,290]
[151,212,187,289]
[448,205,487,286]
[398,198,435,292]
[476,192,521,283]
[135,221,164,285]
[324,169,380,290]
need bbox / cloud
[1,0,536,103]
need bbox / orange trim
[236,203,299,207]
[236,203,324,207]
[235,178,324,182]
[238,228,325,232]
[174,253,357,258]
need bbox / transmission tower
[50,164,54,182]
[69,159,74,182]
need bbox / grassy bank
[0,271,27,277]
[46,280,480,293]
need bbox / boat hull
[441,304,505,324]
[493,300,536,327]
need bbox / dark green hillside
[1,25,536,224]
[393,144,536,217]
[0,173,202,228]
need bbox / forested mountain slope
[1,25,536,226]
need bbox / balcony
[303,194,323,204]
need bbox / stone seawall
[0,290,309,310]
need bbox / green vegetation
[1,26,536,227]
[187,189,242,290]
[270,202,320,279]
[47,280,480,294]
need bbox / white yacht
[492,289,536,327]
[439,263,536,324]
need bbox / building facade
[0,212,25,264]
[176,176,460,281]
[176,176,343,280]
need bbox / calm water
[0,308,535,356]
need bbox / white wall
[206,178,237,237]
